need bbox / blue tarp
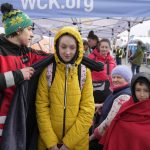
[0,1,150,38]
[0,0,150,18]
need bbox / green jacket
[132,48,144,65]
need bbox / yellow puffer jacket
[36,27,95,150]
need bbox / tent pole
[49,31,51,53]
[125,21,131,64]
[111,28,114,54]
[37,42,43,51]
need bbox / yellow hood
[54,26,83,65]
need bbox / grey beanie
[111,65,132,83]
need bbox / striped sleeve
[0,70,24,89]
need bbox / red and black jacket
[0,34,47,137]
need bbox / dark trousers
[89,86,111,150]
[89,139,103,150]
[131,64,140,75]
[89,125,103,150]
[116,57,122,65]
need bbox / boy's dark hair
[87,30,99,42]
[5,28,24,38]
[137,40,143,46]
[133,77,150,102]
[83,40,89,46]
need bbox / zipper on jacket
[62,64,69,138]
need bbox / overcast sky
[120,20,150,37]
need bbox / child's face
[99,41,110,56]
[59,35,77,63]
[135,82,150,101]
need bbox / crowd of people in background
[0,2,150,150]
[81,30,149,150]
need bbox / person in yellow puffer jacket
[36,26,95,150]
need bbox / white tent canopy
[32,17,150,38]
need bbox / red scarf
[100,98,150,150]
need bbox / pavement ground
[122,58,150,73]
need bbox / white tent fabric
[32,17,150,38]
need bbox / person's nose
[113,77,118,82]
[66,49,71,55]
[140,90,144,97]
[104,48,108,51]
[30,30,34,38]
